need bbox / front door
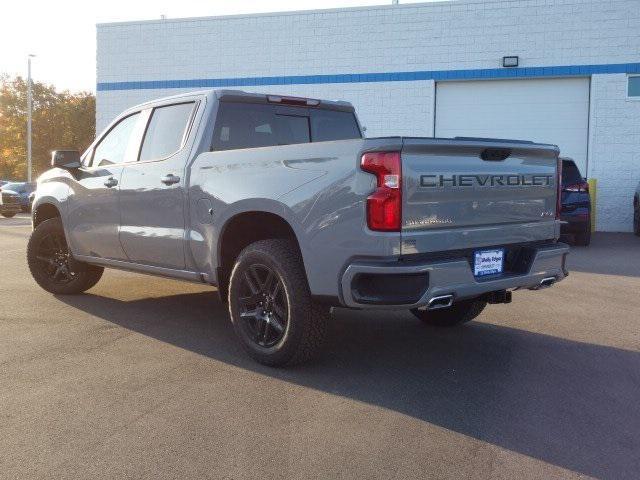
[118,101,197,270]
[66,111,145,260]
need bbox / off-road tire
[228,239,329,367]
[411,298,487,327]
[27,217,104,295]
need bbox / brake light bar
[267,95,320,107]
[361,152,402,231]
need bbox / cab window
[211,102,360,151]
[311,109,361,142]
[212,103,280,151]
[139,102,195,162]
[92,112,141,167]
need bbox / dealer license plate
[473,249,504,277]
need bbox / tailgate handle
[480,148,511,161]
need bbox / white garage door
[435,78,590,173]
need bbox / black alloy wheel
[27,217,103,294]
[237,264,288,348]
[33,230,77,285]
[228,239,329,366]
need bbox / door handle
[104,177,118,188]
[161,174,180,185]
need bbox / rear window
[213,103,281,151]
[276,114,310,145]
[212,102,360,151]
[311,109,361,142]
[562,160,583,186]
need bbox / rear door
[401,139,559,254]
[118,101,198,269]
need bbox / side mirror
[51,150,81,169]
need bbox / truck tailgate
[400,138,560,254]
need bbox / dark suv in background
[0,187,22,218]
[0,182,36,212]
[560,158,591,246]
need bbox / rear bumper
[340,242,569,309]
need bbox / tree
[0,75,95,180]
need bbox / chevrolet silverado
[28,90,569,366]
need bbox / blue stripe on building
[97,62,640,92]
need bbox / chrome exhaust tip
[535,276,556,289]
[426,294,454,310]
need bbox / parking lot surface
[1,214,639,479]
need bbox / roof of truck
[215,90,355,112]
[131,89,355,113]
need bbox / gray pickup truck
[28,90,568,366]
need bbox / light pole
[27,54,35,182]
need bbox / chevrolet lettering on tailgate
[420,174,554,188]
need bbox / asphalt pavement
[1,213,639,479]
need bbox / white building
[96,0,640,232]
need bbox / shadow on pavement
[58,291,640,479]
[567,232,640,278]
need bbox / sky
[1,0,427,93]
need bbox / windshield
[561,160,583,186]
[1,182,34,193]
[1,182,23,192]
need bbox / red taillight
[563,182,589,193]
[361,151,402,231]
[556,157,562,219]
